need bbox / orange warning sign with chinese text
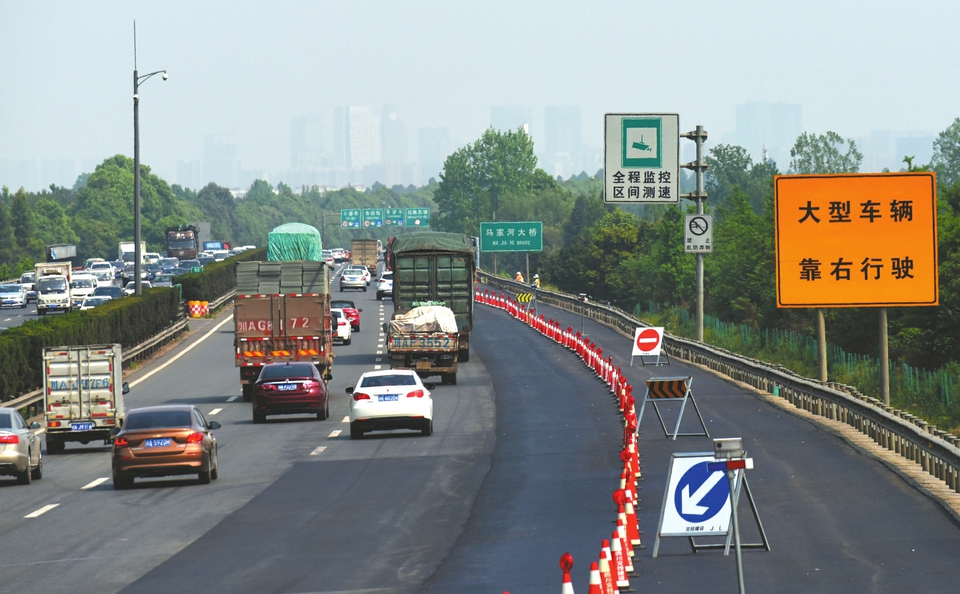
[775,172,938,308]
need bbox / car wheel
[17,459,32,484]
[344,336,351,345]
[421,419,433,437]
[211,448,219,480]
[253,407,266,424]
[198,457,212,484]
[113,471,133,490]
[241,384,254,402]
[363,286,367,292]
[355,325,360,332]
[376,293,382,300]
[317,398,329,421]
[350,422,364,440]
[21,302,26,309]
[31,455,43,480]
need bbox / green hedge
[179,248,266,302]
[0,287,182,403]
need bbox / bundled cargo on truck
[267,222,323,262]
[386,305,460,384]
[234,259,334,401]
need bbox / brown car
[252,362,330,423]
[111,405,220,489]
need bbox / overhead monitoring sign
[775,173,938,308]
[604,113,679,204]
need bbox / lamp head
[162,71,168,80]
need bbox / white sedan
[123,281,153,295]
[347,370,435,439]
[331,308,352,345]
[346,264,372,285]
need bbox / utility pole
[681,126,708,342]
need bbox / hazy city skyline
[2,1,958,191]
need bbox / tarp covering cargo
[267,223,322,262]
[389,232,473,255]
[236,261,329,295]
[389,306,458,334]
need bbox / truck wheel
[241,384,254,402]
[38,309,46,316]
[458,347,470,362]
[46,437,62,455]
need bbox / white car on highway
[331,308,352,345]
[347,370,435,439]
[376,271,393,301]
[346,264,372,285]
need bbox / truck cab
[35,263,73,315]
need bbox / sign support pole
[880,308,890,405]
[727,468,746,594]
[682,126,708,343]
[525,252,529,284]
[817,310,828,382]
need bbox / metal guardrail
[480,272,960,494]
[6,289,237,418]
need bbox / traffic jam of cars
[3,239,464,492]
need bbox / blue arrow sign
[673,461,729,522]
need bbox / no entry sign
[632,327,664,357]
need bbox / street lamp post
[132,24,166,295]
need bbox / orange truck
[235,261,333,401]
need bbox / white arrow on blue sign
[658,453,738,538]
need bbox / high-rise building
[380,105,408,186]
[418,127,451,185]
[332,106,382,173]
[734,102,802,168]
[290,116,325,170]
[176,160,202,189]
[202,136,240,188]
[544,105,582,178]
[491,107,532,135]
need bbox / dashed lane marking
[309,446,327,456]
[226,396,238,402]
[374,365,382,370]
[342,416,349,423]
[25,504,59,518]
[208,408,222,415]
[376,350,382,355]
[81,478,109,490]
[328,429,342,438]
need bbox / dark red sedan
[331,299,362,331]
[253,362,330,423]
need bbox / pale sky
[2,1,958,189]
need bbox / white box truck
[43,344,129,454]
[35,262,74,315]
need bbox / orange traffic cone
[599,541,617,594]
[588,561,602,594]
[560,552,575,594]
[611,530,631,590]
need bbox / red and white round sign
[632,327,664,356]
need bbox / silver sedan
[0,408,43,484]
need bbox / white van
[70,274,99,307]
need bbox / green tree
[10,188,36,254]
[789,131,863,174]
[33,198,80,246]
[0,193,20,265]
[932,118,960,187]
[194,183,238,244]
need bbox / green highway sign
[384,208,405,226]
[406,207,431,227]
[479,221,543,252]
[190,267,203,274]
[604,113,679,204]
[362,208,383,228]
[340,209,361,228]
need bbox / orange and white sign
[775,172,938,308]
[632,327,664,357]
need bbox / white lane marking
[226,396,238,402]
[341,416,349,423]
[3,317,11,321]
[25,504,60,518]
[376,350,382,355]
[130,315,234,387]
[309,446,327,456]
[81,477,109,490]
[374,365,382,370]
[328,429,342,438]
[375,357,382,362]
[208,408,222,415]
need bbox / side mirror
[208,421,221,430]
[109,426,121,437]
[358,308,363,312]
[423,383,437,390]
[121,382,130,395]
[345,387,354,394]
[30,421,41,430]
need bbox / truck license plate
[416,361,432,370]
[71,422,94,431]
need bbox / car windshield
[94,287,123,297]
[71,278,95,288]
[260,364,315,380]
[158,258,178,267]
[360,374,418,388]
[0,284,20,293]
[83,297,111,306]
[145,263,161,272]
[38,277,68,293]
[90,262,111,270]
[155,274,173,282]
[125,410,193,430]
[21,273,35,282]
[331,301,355,309]
[380,273,393,280]
[179,260,201,268]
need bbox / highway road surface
[1,284,960,593]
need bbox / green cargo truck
[387,232,475,362]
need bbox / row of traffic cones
[475,287,645,592]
